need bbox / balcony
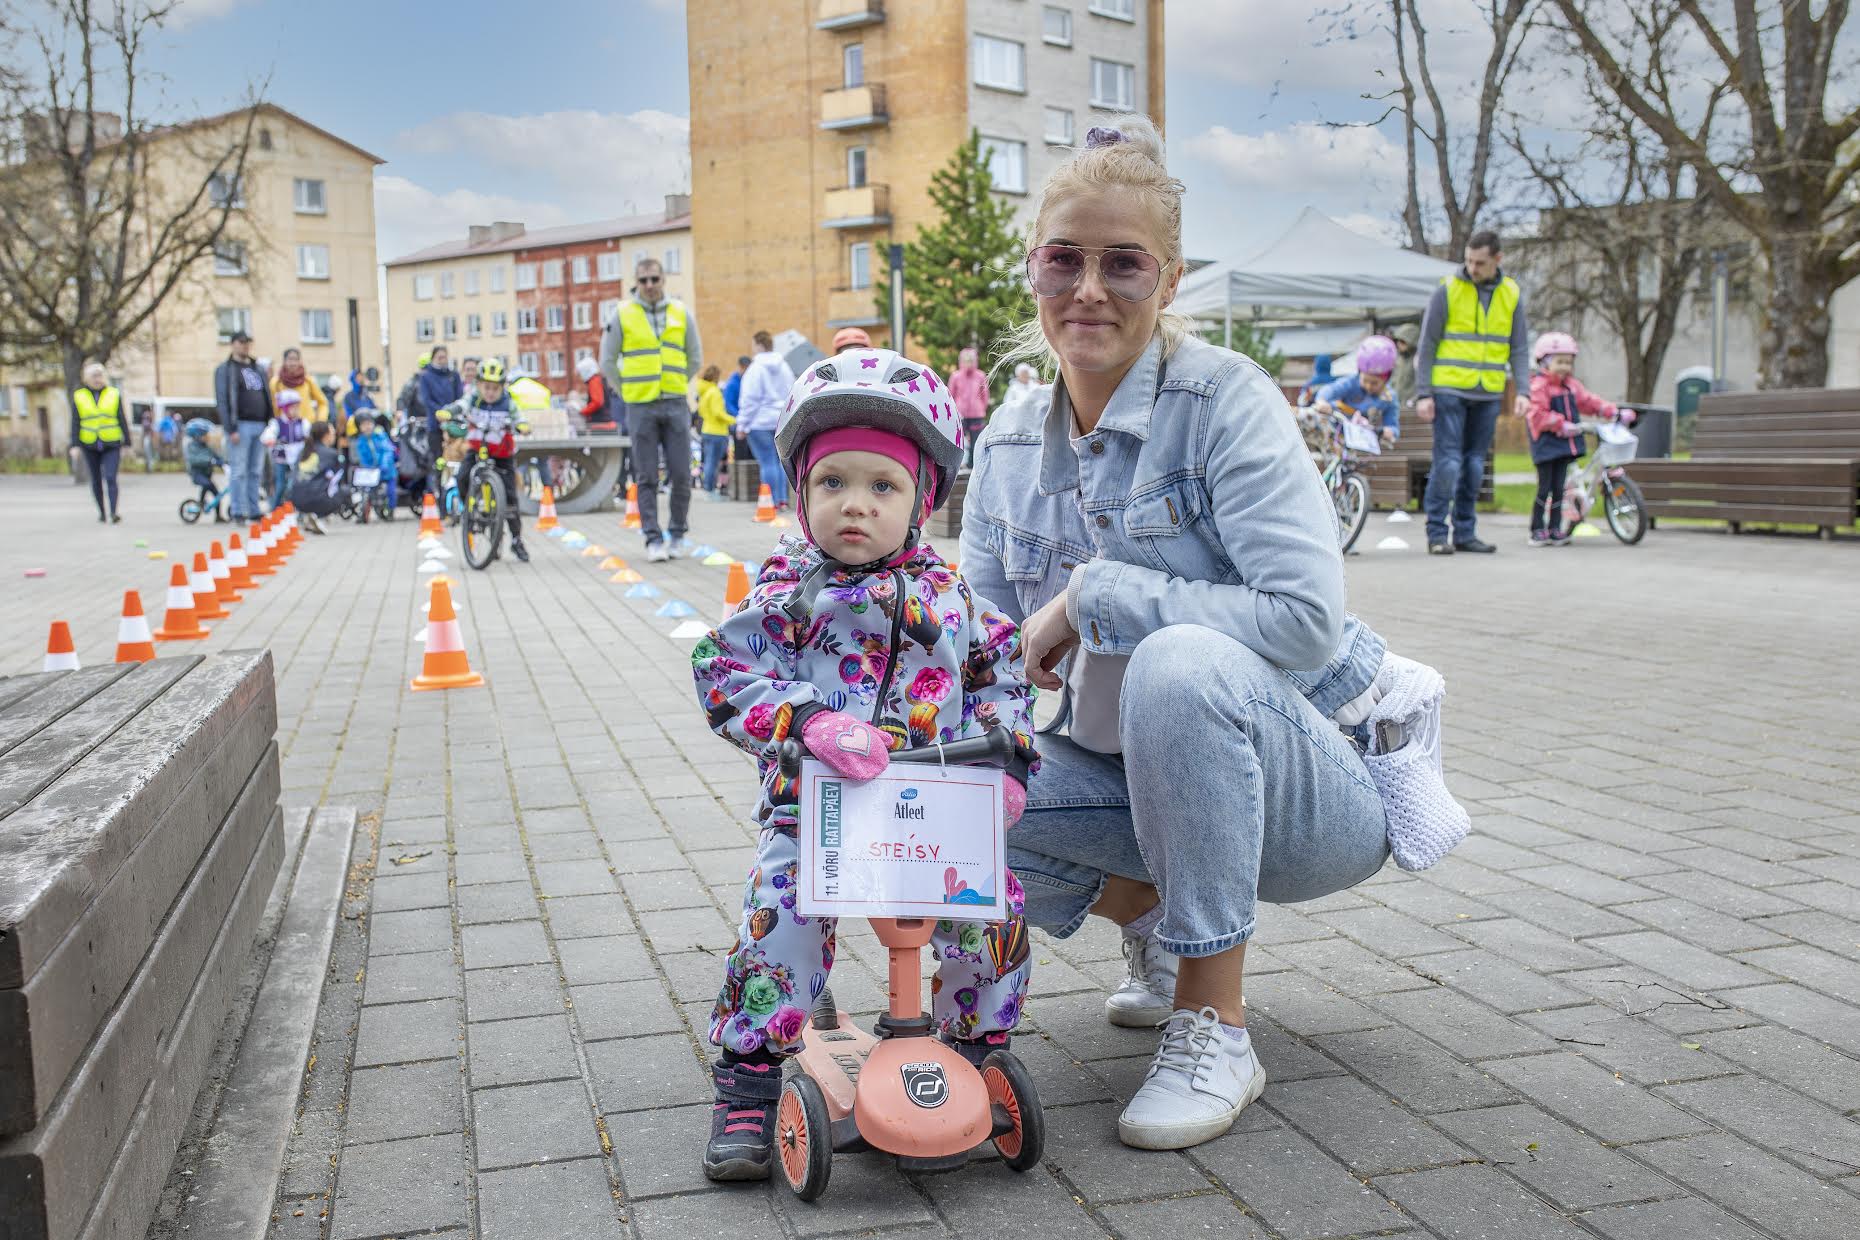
[815,0,883,30]
[827,287,886,328]
[820,83,888,131]
[822,184,890,229]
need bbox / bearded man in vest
[599,256,702,561]
[71,359,131,523]
[1414,229,1532,555]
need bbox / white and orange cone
[623,481,642,530]
[720,561,751,622]
[154,564,209,641]
[226,532,256,591]
[752,483,776,523]
[115,590,156,662]
[282,504,303,551]
[419,493,443,537]
[536,486,560,531]
[245,520,276,575]
[190,551,230,621]
[208,540,242,605]
[43,621,79,671]
[410,579,484,691]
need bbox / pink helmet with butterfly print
[775,348,967,510]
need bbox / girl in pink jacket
[1527,332,1621,546]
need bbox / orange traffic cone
[721,561,751,621]
[752,483,776,523]
[410,579,483,691]
[226,532,257,590]
[419,493,443,537]
[43,621,79,671]
[190,552,230,620]
[208,541,242,605]
[623,482,641,530]
[282,504,304,551]
[246,520,276,575]
[536,486,560,531]
[115,590,156,662]
[154,564,209,640]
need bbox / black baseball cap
[229,330,253,343]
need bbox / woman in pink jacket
[1526,331,1623,546]
[948,346,990,471]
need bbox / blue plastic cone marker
[625,582,663,600]
[656,599,698,619]
[701,551,735,567]
[689,544,717,558]
[546,526,566,538]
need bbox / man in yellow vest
[71,360,130,523]
[599,256,702,561]
[1414,229,1532,555]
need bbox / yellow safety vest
[508,377,552,413]
[73,386,124,445]
[617,299,689,403]
[1430,275,1519,395]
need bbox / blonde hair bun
[1085,114,1167,169]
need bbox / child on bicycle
[436,358,531,561]
[351,411,398,511]
[1311,335,1401,450]
[690,347,1040,1183]
[182,417,225,518]
[1527,332,1625,547]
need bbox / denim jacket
[957,333,1384,718]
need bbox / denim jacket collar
[1039,334,1165,496]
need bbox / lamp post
[888,244,905,350]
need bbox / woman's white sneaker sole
[1105,994,1173,1028]
[1117,1066,1266,1150]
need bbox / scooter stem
[872,916,934,1022]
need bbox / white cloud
[1166,0,1490,91]
[1182,122,1400,192]
[169,0,249,28]
[1332,211,1403,245]
[373,177,577,265]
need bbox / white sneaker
[1364,653,1470,871]
[1118,1007,1265,1150]
[666,537,687,559]
[647,542,671,563]
[1105,925,1179,1028]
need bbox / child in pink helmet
[1527,332,1628,546]
[690,346,1039,1182]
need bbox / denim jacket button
[1094,514,1109,528]
[1089,439,1105,455]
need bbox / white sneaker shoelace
[1146,1006,1226,1087]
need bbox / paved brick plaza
[4,470,1859,1240]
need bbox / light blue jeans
[1008,624,1390,957]
[229,419,268,519]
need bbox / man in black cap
[213,330,274,520]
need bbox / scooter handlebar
[777,727,1015,780]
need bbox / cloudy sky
[143,0,1489,264]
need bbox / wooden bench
[0,652,282,1240]
[1629,390,1860,534]
[1358,420,1495,511]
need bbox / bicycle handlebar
[777,727,1015,781]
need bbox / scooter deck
[793,1008,876,1123]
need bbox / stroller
[396,414,436,518]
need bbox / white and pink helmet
[774,348,967,510]
[1533,331,1579,365]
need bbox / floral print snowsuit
[692,535,1040,1056]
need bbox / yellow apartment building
[688,0,1165,358]
[0,104,384,456]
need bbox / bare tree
[0,0,260,399]
[1552,0,1860,388]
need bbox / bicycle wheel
[1336,471,1371,553]
[1604,474,1648,544]
[461,466,506,570]
[178,497,202,523]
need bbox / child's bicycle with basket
[339,463,395,524]
[769,728,1045,1202]
[1298,407,1375,553]
[1563,417,1647,544]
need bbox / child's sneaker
[1550,530,1573,547]
[1529,530,1552,547]
[703,1054,783,1182]
[1105,925,1178,1028]
[1362,653,1471,871]
[945,1029,1011,1069]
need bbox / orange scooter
[772,730,1045,1201]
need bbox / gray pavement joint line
[175,805,359,1240]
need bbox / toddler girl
[691,347,1039,1182]
[1527,332,1624,546]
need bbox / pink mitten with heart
[800,710,891,781]
[1003,776,1027,828]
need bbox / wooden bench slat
[0,662,198,821]
[1698,388,1860,416]
[0,667,137,765]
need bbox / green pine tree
[876,131,1031,399]
[1197,319,1286,379]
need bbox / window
[490,266,507,293]
[1091,57,1136,109]
[293,178,326,214]
[542,259,564,287]
[413,274,434,300]
[301,309,334,344]
[843,42,864,88]
[415,317,435,343]
[972,35,1026,92]
[573,345,594,364]
[468,313,483,337]
[981,136,1028,194]
[519,351,539,374]
[257,127,273,151]
[571,256,591,284]
[572,302,592,330]
[849,242,873,290]
[442,315,458,339]
[213,241,246,276]
[546,304,565,331]
[1044,106,1075,145]
[440,270,455,297]
[635,248,650,264]
[847,145,868,188]
[598,298,619,324]
[208,173,244,208]
[515,263,537,291]
[517,307,538,333]
[547,350,567,377]
[597,252,623,281]
[492,311,509,336]
[464,268,480,296]
[1089,0,1135,18]
[296,244,331,280]
[216,307,252,342]
[664,247,681,274]
[1043,6,1073,45]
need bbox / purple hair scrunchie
[1085,126,1126,149]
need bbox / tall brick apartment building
[688,0,1164,357]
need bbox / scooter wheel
[982,1049,1045,1171]
[776,1075,832,1201]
